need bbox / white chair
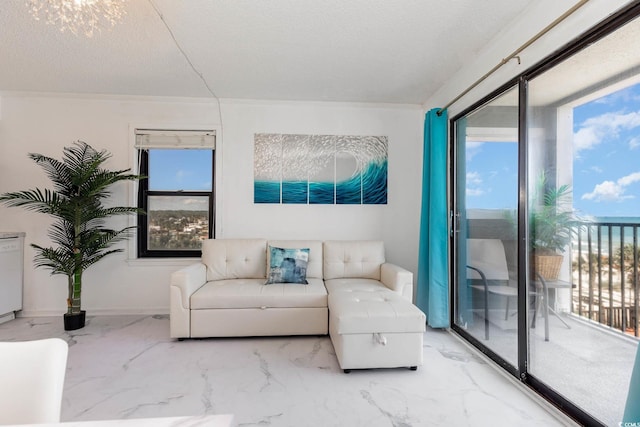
[467,239,525,340]
[0,338,68,425]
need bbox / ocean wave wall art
[254,134,388,205]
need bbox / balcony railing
[571,221,639,337]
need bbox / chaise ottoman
[328,290,426,373]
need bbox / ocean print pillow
[265,246,310,285]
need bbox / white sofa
[170,239,425,371]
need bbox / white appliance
[0,233,24,323]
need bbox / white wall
[425,0,633,116]
[0,94,423,316]
[217,100,423,258]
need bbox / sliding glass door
[453,86,520,368]
[525,13,640,426]
[451,5,640,426]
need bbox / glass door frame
[449,78,525,380]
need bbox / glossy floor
[0,315,570,426]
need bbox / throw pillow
[265,246,310,285]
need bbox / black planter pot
[64,310,86,331]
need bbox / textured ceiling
[0,0,536,104]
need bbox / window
[136,130,215,258]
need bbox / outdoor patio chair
[466,238,541,340]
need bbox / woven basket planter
[531,254,563,280]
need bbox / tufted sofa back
[323,240,385,280]
[201,239,267,281]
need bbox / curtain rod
[436,0,590,116]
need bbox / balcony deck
[464,308,638,426]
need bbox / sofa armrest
[170,262,207,339]
[171,262,207,308]
[380,262,414,302]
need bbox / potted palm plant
[529,171,579,280]
[0,141,143,330]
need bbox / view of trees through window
[148,209,209,250]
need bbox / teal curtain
[624,344,640,423]
[416,108,449,328]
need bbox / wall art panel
[254,133,387,205]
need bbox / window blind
[135,129,216,149]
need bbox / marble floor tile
[0,315,571,426]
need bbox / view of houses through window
[147,195,210,251]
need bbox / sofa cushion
[324,278,390,295]
[329,291,426,334]
[323,240,385,280]
[201,239,267,281]
[265,246,309,284]
[268,240,323,278]
[190,277,327,309]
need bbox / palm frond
[530,171,579,254]
[31,244,74,276]
[29,153,72,193]
[47,220,75,252]
[94,206,145,218]
[0,188,63,214]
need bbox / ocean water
[254,160,387,205]
[575,216,640,253]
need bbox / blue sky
[148,149,212,211]
[465,141,518,210]
[572,83,640,217]
[466,82,640,218]
[149,149,212,191]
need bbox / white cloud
[466,171,482,185]
[175,170,194,181]
[581,171,640,202]
[466,171,484,196]
[573,110,640,155]
[465,141,484,161]
[629,136,640,150]
[583,110,640,129]
[580,167,601,174]
[581,181,625,201]
[182,198,209,210]
[618,171,640,186]
[149,196,208,211]
[573,127,600,153]
[593,87,640,106]
[466,188,485,197]
[466,141,484,149]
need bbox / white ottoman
[329,290,426,373]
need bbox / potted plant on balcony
[0,141,143,330]
[529,171,579,280]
